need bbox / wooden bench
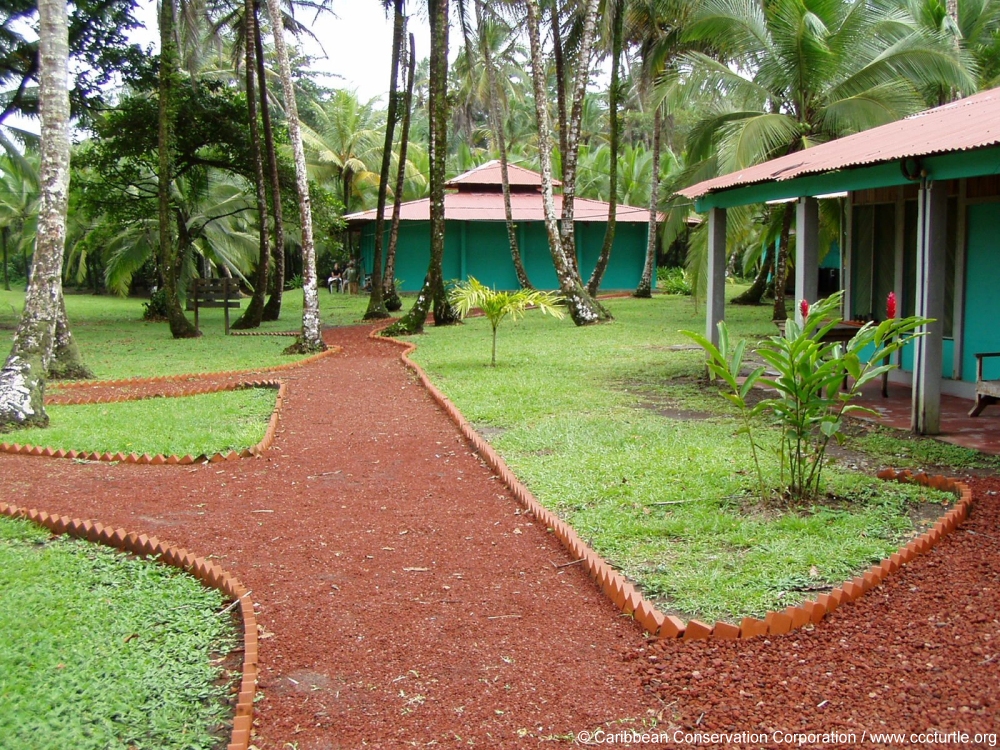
[970,352,1000,417]
[186,278,241,335]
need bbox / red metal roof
[345,191,653,223]
[444,159,561,188]
[678,86,1000,200]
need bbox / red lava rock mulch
[3,322,998,747]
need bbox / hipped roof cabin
[679,86,1000,435]
[344,161,654,292]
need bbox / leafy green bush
[657,266,692,295]
[141,288,170,321]
[684,292,929,500]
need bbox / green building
[680,86,1000,435]
[345,161,653,292]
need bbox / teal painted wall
[962,202,1000,382]
[361,220,646,292]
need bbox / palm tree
[158,0,200,338]
[300,91,384,214]
[383,30,419,311]
[364,0,407,321]
[585,0,624,294]
[473,0,533,289]
[681,0,974,320]
[231,0,271,329]
[383,0,458,335]
[0,0,88,427]
[449,276,564,365]
[525,0,609,325]
[264,0,324,351]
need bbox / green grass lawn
[0,286,373,381]
[11,388,276,456]
[0,516,236,749]
[405,290,950,621]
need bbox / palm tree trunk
[586,0,623,295]
[0,0,75,426]
[475,0,532,289]
[771,205,794,321]
[232,0,270,330]
[157,0,198,339]
[363,0,405,321]
[635,107,661,298]
[383,0,457,334]
[525,0,607,326]
[265,0,324,351]
[550,0,568,160]
[383,30,415,313]
[559,0,600,279]
[49,295,91,379]
[258,0,286,322]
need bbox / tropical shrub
[657,267,692,295]
[683,292,928,500]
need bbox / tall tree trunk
[550,0,568,161]
[232,0,270,329]
[587,0,623,295]
[771,204,794,321]
[258,0,286,322]
[525,0,606,325]
[49,295,91,379]
[635,107,661,298]
[363,0,405,321]
[383,30,415,313]
[559,0,601,284]
[732,242,773,305]
[383,0,457,334]
[476,0,532,289]
[0,0,79,427]
[157,0,198,339]
[265,0,324,351]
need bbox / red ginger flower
[886,291,897,320]
[800,299,810,319]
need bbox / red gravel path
[3,324,998,748]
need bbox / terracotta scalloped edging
[1,380,287,465]
[0,502,258,750]
[228,331,300,337]
[369,325,976,640]
[49,346,339,391]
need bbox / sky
[130,0,433,103]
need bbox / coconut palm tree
[680,0,975,320]
[264,0,324,351]
[364,0,407,321]
[300,91,384,214]
[524,0,610,325]
[0,0,89,428]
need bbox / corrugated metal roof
[444,160,561,188]
[678,86,1000,200]
[344,191,653,223]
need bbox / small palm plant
[449,277,565,366]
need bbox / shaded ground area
[2,323,998,747]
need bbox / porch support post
[795,196,819,323]
[911,179,947,435]
[706,207,727,347]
